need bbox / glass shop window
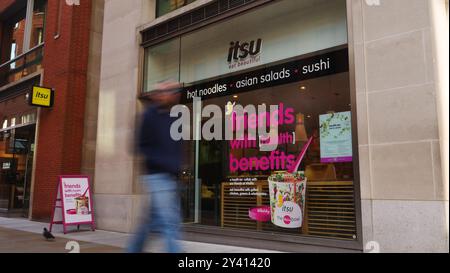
[156,0,198,17]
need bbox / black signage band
[181,48,349,104]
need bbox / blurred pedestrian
[127,80,183,253]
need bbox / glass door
[20,126,35,217]
[0,124,36,217]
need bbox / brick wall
[31,0,93,220]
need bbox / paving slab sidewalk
[0,227,122,253]
[0,217,281,253]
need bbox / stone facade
[349,0,448,252]
[95,0,449,252]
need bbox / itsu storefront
[141,0,362,251]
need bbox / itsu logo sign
[227,39,262,69]
[274,201,303,228]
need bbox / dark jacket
[138,106,182,175]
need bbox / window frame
[2,0,47,63]
[156,0,198,18]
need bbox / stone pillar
[81,0,105,191]
[94,0,152,232]
[349,0,448,252]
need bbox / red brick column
[31,0,93,220]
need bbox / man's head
[150,79,182,108]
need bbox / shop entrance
[0,124,36,217]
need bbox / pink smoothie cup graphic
[75,196,90,215]
[75,188,90,215]
[268,172,307,228]
[267,137,312,229]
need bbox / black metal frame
[182,225,363,252]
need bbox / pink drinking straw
[288,136,314,174]
[81,188,89,197]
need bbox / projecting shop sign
[29,86,55,108]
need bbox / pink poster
[50,176,96,234]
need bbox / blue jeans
[127,173,181,253]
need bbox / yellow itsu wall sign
[29,86,54,108]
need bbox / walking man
[128,80,183,253]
